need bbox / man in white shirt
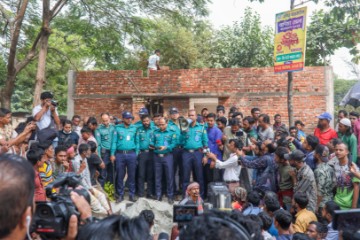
[32,92,61,130]
[73,143,111,215]
[206,139,242,196]
[147,49,160,75]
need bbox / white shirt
[215,153,241,181]
[148,54,160,70]
[72,155,92,190]
[32,104,58,130]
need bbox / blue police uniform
[181,122,208,198]
[95,123,115,187]
[151,127,177,200]
[111,117,138,199]
[168,119,183,193]
[136,123,155,197]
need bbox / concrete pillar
[325,66,335,127]
[67,70,76,119]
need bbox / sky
[208,0,358,79]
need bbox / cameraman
[32,91,61,131]
[0,153,91,240]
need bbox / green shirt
[338,132,358,162]
[95,123,115,155]
[111,124,138,156]
[136,125,154,150]
[181,122,208,150]
[150,128,177,154]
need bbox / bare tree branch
[15,30,42,73]
[50,0,68,20]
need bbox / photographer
[206,139,242,196]
[32,91,61,130]
[0,153,91,240]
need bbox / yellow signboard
[274,7,307,73]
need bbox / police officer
[151,117,177,204]
[168,107,183,194]
[181,109,208,198]
[110,111,138,202]
[134,108,155,129]
[136,114,155,198]
[95,113,115,187]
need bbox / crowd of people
[1,91,360,240]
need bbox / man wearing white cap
[338,118,358,163]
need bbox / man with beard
[136,114,155,198]
[314,112,337,145]
[285,150,317,212]
[242,116,258,156]
[179,182,204,215]
[168,107,183,195]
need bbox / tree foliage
[210,7,274,68]
[0,0,211,109]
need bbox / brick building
[67,66,334,132]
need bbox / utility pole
[287,0,296,126]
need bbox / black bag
[37,118,58,143]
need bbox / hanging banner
[274,7,307,73]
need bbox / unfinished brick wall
[73,67,333,133]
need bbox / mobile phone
[173,205,198,223]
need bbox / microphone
[216,139,222,146]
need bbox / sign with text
[274,7,307,73]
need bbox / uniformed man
[95,113,115,187]
[181,109,208,198]
[168,107,183,194]
[151,117,177,204]
[110,111,138,202]
[134,108,155,129]
[136,114,155,198]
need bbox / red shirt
[34,169,46,202]
[314,127,338,145]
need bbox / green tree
[209,7,274,68]
[0,0,211,109]
[306,10,360,66]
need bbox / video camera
[51,100,58,107]
[31,173,89,239]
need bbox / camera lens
[37,205,53,218]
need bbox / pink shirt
[353,119,360,154]
[77,135,98,151]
